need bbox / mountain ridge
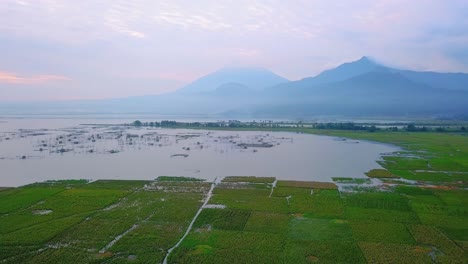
[1,57,468,118]
[175,67,289,95]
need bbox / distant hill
[176,67,289,94]
[206,82,256,97]
[270,56,468,93]
[1,58,467,119]
[256,57,468,117]
[396,70,468,91]
[272,71,437,97]
[300,56,389,85]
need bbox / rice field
[1,175,466,263]
[1,131,467,263]
[168,175,467,263]
[0,179,208,263]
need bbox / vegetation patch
[222,176,275,183]
[272,186,312,197]
[344,192,412,211]
[0,187,65,214]
[1,214,86,246]
[408,224,465,263]
[440,226,468,241]
[417,213,467,230]
[0,180,207,263]
[332,177,372,184]
[108,221,183,263]
[288,190,344,218]
[284,240,366,263]
[156,176,206,182]
[345,207,420,223]
[84,179,151,190]
[20,248,97,264]
[243,212,291,234]
[194,209,251,231]
[434,190,468,207]
[365,169,398,178]
[289,218,353,241]
[170,229,285,264]
[394,185,434,195]
[277,180,337,189]
[0,188,124,235]
[350,221,416,244]
[358,242,432,263]
[213,187,271,197]
[211,191,288,213]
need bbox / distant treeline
[130,120,467,133]
[130,120,287,128]
[312,122,379,131]
[313,123,467,132]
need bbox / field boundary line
[162,178,218,264]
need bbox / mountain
[259,57,468,117]
[206,82,256,97]
[279,71,433,97]
[271,56,468,93]
[268,56,386,93]
[396,70,468,91]
[176,67,289,94]
[2,58,467,119]
[300,56,389,84]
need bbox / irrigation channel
[162,178,219,264]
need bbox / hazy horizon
[1,0,468,102]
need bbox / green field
[168,174,466,263]
[0,179,209,263]
[1,130,467,263]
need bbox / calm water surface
[0,118,399,187]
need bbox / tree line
[130,120,467,133]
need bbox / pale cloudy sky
[0,0,467,101]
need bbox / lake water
[0,118,399,187]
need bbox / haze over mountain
[1,57,467,119]
[255,56,468,117]
[2,1,467,103]
[176,67,289,95]
[295,56,390,86]
[271,56,468,92]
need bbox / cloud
[0,0,467,100]
[235,48,260,58]
[0,71,70,85]
[153,11,232,31]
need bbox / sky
[0,0,468,101]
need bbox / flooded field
[0,118,399,187]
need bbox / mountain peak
[217,66,271,73]
[301,56,384,85]
[355,56,376,65]
[176,67,289,94]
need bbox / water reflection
[0,119,399,187]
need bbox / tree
[406,124,416,132]
[367,125,377,132]
[133,120,142,127]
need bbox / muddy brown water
[0,118,399,187]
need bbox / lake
[0,118,399,187]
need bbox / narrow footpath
[162,178,219,264]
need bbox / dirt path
[162,178,218,264]
[269,179,278,197]
[99,224,138,253]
